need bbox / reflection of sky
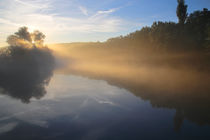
[0,0,210,46]
[0,74,210,139]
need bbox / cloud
[0,122,18,134]
[0,0,133,43]
[0,7,122,33]
[79,6,88,16]
[92,96,117,106]
[97,8,119,14]
[90,8,120,19]
[29,120,48,128]
[14,0,52,9]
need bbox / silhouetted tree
[177,0,188,24]
[15,26,32,42]
[186,8,210,49]
[0,27,55,103]
[7,27,47,48]
[32,30,46,46]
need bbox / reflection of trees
[0,27,55,103]
[63,66,210,131]
[174,110,184,132]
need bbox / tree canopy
[176,0,188,24]
[7,26,46,48]
[105,7,210,52]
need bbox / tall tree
[176,0,188,24]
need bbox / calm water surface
[0,74,209,140]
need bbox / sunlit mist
[0,0,210,139]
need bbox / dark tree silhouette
[0,27,55,103]
[14,26,32,42]
[176,0,188,24]
[32,30,46,46]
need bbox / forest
[52,3,210,73]
[51,0,210,100]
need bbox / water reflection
[0,74,209,140]
[0,47,55,103]
[58,67,210,131]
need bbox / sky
[0,0,210,46]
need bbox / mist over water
[0,25,209,137]
[51,42,210,131]
[0,0,209,139]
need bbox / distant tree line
[106,0,210,52]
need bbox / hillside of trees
[51,1,210,73]
[51,2,210,52]
[106,8,210,52]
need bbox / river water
[0,74,209,140]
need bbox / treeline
[52,1,210,73]
[106,8,210,52]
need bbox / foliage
[105,8,210,52]
[176,0,188,24]
[7,26,46,48]
[0,27,55,103]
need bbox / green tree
[176,0,188,24]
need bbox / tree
[186,8,210,48]
[6,27,46,48]
[31,30,46,46]
[0,27,55,103]
[7,35,20,46]
[176,0,188,24]
[15,26,32,42]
